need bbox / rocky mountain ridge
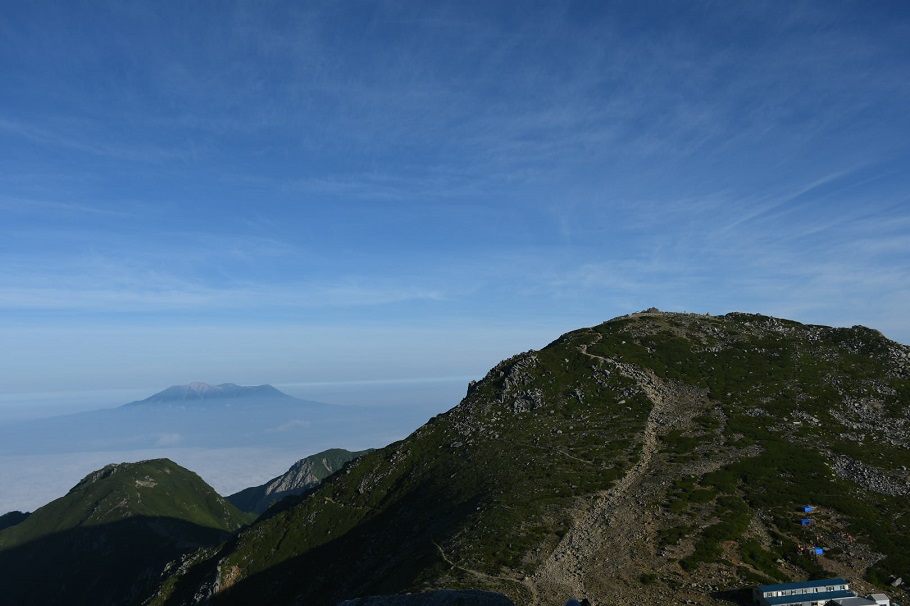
[228,448,370,515]
[145,310,910,606]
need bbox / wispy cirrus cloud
[0,118,185,163]
[0,279,444,313]
[0,194,128,217]
[1,0,909,404]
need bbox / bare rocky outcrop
[337,590,515,606]
[830,455,910,497]
[227,449,367,514]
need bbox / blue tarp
[814,547,824,555]
[803,506,814,513]
[801,519,811,525]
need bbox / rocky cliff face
[148,311,910,606]
[227,449,369,515]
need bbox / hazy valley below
[0,378,468,513]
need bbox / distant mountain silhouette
[0,382,414,478]
[122,382,296,407]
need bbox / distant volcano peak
[124,382,292,406]
[187,381,218,391]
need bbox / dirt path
[526,333,695,605]
[434,542,540,605]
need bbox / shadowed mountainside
[0,459,252,606]
[0,510,29,531]
[228,448,371,515]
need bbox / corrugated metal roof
[758,578,848,592]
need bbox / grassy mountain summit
[0,511,29,532]
[1,459,250,547]
[149,311,910,606]
[0,458,252,606]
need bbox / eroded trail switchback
[528,334,704,606]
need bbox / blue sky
[2,1,910,407]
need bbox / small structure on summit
[752,578,889,606]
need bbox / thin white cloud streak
[527,251,910,345]
[0,321,558,397]
[283,171,504,202]
[0,282,444,313]
[0,118,185,164]
[502,171,910,344]
[713,171,857,234]
[5,2,908,209]
[0,225,452,312]
[291,4,905,175]
[1,3,908,372]
[591,165,908,255]
[713,168,910,241]
[0,194,121,217]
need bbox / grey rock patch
[831,455,910,497]
[337,589,516,606]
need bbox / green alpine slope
[0,458,253,606]
[146,311,910,606]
